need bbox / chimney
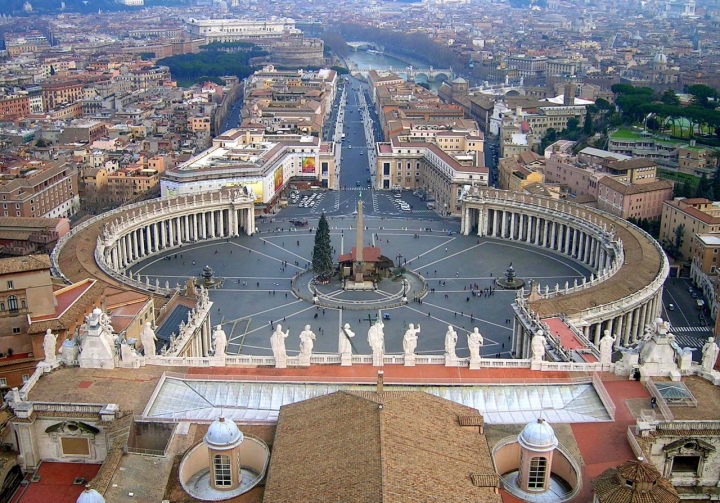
[377,371,384,394]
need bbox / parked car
[668,303,675,311]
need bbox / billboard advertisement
[274,167,284,193]
[222,180,264,203]
[301,156,316,174]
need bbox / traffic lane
[663,277,707,326]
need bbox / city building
[375,133,487,214]
[497,152,545,192]
[597,176,674,220]
[0,160,79,219]
[0,217,70,257]
[160,127,337,204]
[660,198,720,263]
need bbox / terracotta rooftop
[599,177,673,196]
[592,462,679,503]
[0,254,51,275]
[263,390,502,503]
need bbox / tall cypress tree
[312,213,333,280]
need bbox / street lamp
[395,253,404,268]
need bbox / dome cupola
[204,417,244,450]
[518,418,559,453]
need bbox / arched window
[213,454,232,486]
[528,457,547,490]
[7,296,18,314]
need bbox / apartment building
[597,177,673,220]
[107,167,160,203]
[0,161,79,219]
[0,95,30,118]
[376,134,488,215]
[660,198,720,262]
[498,152,545,192]
[505,55,548,78]
[41,81,84,111]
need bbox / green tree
[567,117,580,132]
[312,213,334,281]
[583,110,593,135]
[712,150,720,199]
[49,65,55,76]
[671,224,685,260]
[687,84,718,109]
[696,173,714,199]
[660,88,680,106]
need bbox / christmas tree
[312,213,333,281]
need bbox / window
[0,378,6,387]
[213,454,232,486]
[21,374,29,383]
[7,296,18,314]
[528,457,547,490]
[12,328,20,334]
[6,281,12,289]
[672,456,700,474]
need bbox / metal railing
[643,379,674,421]
[626,426,645,458]
[592,372,616,420]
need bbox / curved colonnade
[460,189,668,359]
[52,191,255,297]
[52,188,667,364]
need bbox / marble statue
[368,318,385,354]
[702,337,720,372]
[270,324,289,359]
[339,323,355,357]
[299,325,316,357]
[139,322,157,356]
[531,330,547,362]
[43,329,57,364]
[212,325,227,358]
[467,328,484,361]
[445,326,458,358]
[599,330,615,364]
[403,323,420,357]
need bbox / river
[345,49,443,92]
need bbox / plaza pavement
[130,215,590,359]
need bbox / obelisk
[355,198,364,283]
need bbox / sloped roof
[263,390,501,503]
[0,254,51,275]
[592,462,680,503]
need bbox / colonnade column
[614,314,624,348]
[219,210,225,237]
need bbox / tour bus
[341,133,346,140]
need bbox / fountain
[195,265,223,289]
[495,264,525,290]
